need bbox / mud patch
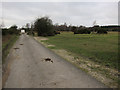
[47,45,55,47]
[39,81,58,87]
[39,82,46,86]
[13,47,19,50]
[20,44,23,45]
[42,58,53,63]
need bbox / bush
[54,31,60,34]
[2,28,8,35]
[74,28,91,34]
[27,31,35,36]
[8,25,19,35]
[71,26,77,32]
[34,17,55,36]
[2,25,19,35]
[97,28,108,34]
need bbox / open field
[43,32,118,69]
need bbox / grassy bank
[2,34,19,63]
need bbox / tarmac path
[4,34,107,88]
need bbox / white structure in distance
[21,29,25,34]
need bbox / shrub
[97,28,108,34]
[2,28,8,35]
[54,31,60,34]
[2,25,19,35]
[74,28,91,34]
[27,31,35,36]
[34,17,55,36]
[71,26,77,32]
[8,25,19,35]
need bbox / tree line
[2,25,20,36]
[2,16,119,36]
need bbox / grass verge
[2,34,19,64]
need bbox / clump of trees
[71,26,77,32]
[72,26,91,34]
[24,23,35,36]
[96,28,107,34]
[101,25,119,31]
[4,17,119,37]
[2,28,8,35]
[91,26,108,34]
[70,25,109,34]
[54,30,60,34]
[34,17,55,36]
[25,17,119,36]
[53,23,109,34]
[53,23,120,34]
[2,25,19,36]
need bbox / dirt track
[4,34,107,88]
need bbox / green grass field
[43,32,118,69]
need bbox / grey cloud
[1,2,118,27]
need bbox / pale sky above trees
[0,0,118,28]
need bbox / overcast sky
[0,1,118,28]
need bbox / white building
[21,29,25,34]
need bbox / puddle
[42,58,53,63]
[13,47,19,50]
[83,44,87,46]
[20,44,23,45]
